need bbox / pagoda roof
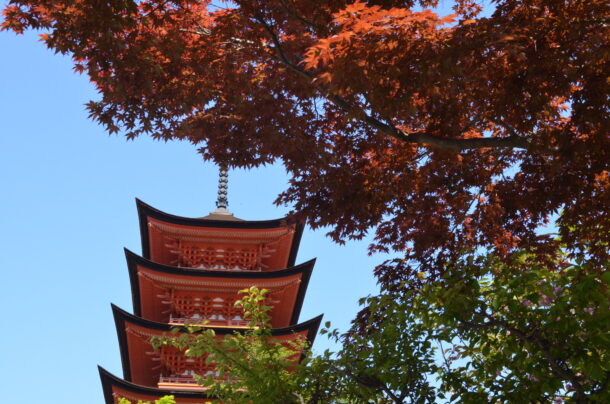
[99,366,215,404]
[136,199,304,269]
[125,248,314,327]
[112,304,322,386]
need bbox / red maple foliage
[3,0,608,282]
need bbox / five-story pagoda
[99,168,322,403]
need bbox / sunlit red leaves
[2,0,608,283]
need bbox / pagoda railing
[158,375,239,391]
[177,263,264,271]
[158,375,199,385]
[168,316,250,328]
[157,375,208,391]
[167,242,271,271]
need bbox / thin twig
[253,14,533,153]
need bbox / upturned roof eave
[112,304,323,382]
[98,366,214,403]
[136,198,305,263]
[125,248,315,323]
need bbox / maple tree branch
[254,17,405,133]
[179,27,211,36]
[255,15,532,153]
[492,117,520,137]
[253,15,315,81]
[395,130,530,151]
[278,0,321,31]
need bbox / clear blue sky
[0,19,383,404]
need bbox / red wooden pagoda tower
[99,169,322,403]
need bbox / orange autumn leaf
[2,0,607,283]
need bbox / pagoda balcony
[176,263,264,272]
[168,315,250,328]
[169,244,269,272]
[158,371,230,391]
[157,375,206,391]
[158,376,245,392]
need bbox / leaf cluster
[409,250,610,402]
[139,248,610,403]
[152,287,312,403]
[2,0,608,284]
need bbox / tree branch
[292,392,306,404]
[253,15,533,153]
[396,130,531,151]
[500,323,588,403]
[458,316,588,402]
[594,371,610,395]
[278,0,321,31]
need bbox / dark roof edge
[296,313,323,362]
[125,247,315,279]
[287,221,305,267]
[303,313,323,348]
[98,366,214,403]
[136,198,152,259]
[126,249,143,317]
[111,303,323,338]
[290,256,314,325]
[136,198,298,229]
[126,247,315,328]
[112,303,132,382]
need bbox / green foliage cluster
[414,250,610,403]
[118,396,176,404]
[151,287,311,403]
[119,250,610,403]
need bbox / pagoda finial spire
[212,164,231,215]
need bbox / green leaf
[600,271,610,286]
